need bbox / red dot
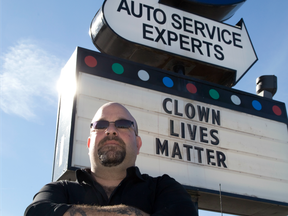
[186,83,197,94]
[272,105,282,116]
[85,56,97,67]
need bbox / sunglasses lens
[93,121,109,129]
[115,120,133,128]
[91,120,134,130]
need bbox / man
[25,102,198,216]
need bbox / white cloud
[0,39,65,120]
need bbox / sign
[90,0,257,86]
[158,0,246,21]
[53,47,288,215]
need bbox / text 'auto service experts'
[117,0,243,61]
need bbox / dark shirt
[25,167,197,216]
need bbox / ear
[136,136,142,155]
[87,137,91,149]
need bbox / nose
[105,123,118,136]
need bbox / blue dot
[252,100,262,111]
[163,77,174,88]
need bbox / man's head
[87,102,142,171]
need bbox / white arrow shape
[102,0,257,84]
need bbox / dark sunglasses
[90,119,137,135]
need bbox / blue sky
[1,1,288,216]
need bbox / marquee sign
[90,0,257,86]
[53,47,288,215]
[51,0,288,215]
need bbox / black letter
[233,32,242,48]
[221,29,232,45]
[131,1,142,18]
[180,34,190,51]
[156,138,168,156]
[194,20,206,37]
[172,142,182,159]
[181,122,185,139]
[185,103,195,119]
[200,127,209,143]
[194,146,203,163]
[183,17,193,34]
[162,98,172,114]
[203,41,213,57]
[167,31,178,46]
[171,14,182,30]
[153,8,166,25]
[212,109,220,125]
[187,124,197,140]
[216,151,227,168]
[170,120,179,137]
[143,4,154,21]
[117,0,131,15]
[205,24,216,40]
[143,24,154,41]
[207,149,216,166]
[174,100,183,116]
[197,105,210,122]
[217,27,221,42]
[183,144,193,161]
[210,129,219,145]
[214,45,224,60]
[155,27,167,44]
[191,38,203,55]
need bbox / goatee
[97,136,126,167]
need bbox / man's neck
[91,166,127,187]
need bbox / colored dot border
[81,51,287,124]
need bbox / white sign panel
[54,48,288,213]
[73,72,288,204]
[103,0,257,82]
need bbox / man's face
[97,135,126,167]
[88,103,142,170]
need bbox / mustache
[98,136,126,149]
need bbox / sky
[0,1,288,216]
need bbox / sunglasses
[90,119,137,135]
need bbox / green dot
[112,63,124,74]
[209,89,220,100]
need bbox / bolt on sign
[53,47,288,215]
[90,0,257,87]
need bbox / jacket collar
[76,166,145,185]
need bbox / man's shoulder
[139,170,182,188]
[132,166,174,181]
[141,173,174,181]
[40,169,92,191]
[38,179,80,192]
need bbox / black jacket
[25,167,197,216]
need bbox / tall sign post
[53,1,288,215]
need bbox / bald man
[25,102,197,216]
